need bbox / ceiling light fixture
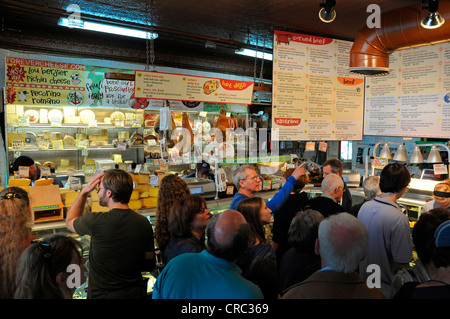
[58,18,158,40]
[421,0,445,29]
[319,0,337,23]
[235,48,273,61]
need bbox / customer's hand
[81,172,106,194]
[291,162,306,180]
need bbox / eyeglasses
[199,206,209,213]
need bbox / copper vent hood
[348,1,450,76]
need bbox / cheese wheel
[148,187,159,198]
[8,179,31,186]
[130,190,140,200]
[135,184,150,194]
[34,178,54,186]
[129,199,143,210]
[141,197,157,208]
[134,174,150,184]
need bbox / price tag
[226,185,235,195]
[77,139,89,150]
[50,117,62,127]
[118,163,127,171]
[67,168,75,176]
[116,141,128,151]
[114,120,124,128]
[12,140,25,151]
[38,141,50,150]
[305,142,315,151]
[88,120,98,128]
[66,176,82,189]
[132,119,141,128]
[18,116,30,127]
[150,175,159,186]
[372,157,388,169]
[160,163,169,172]
[84,166,95,175]
[433,164,448,175]
[41,167,51,177]
[319,141,328,152]
[18,166,29,178]
[134,164,142,174]
[51,139,64,151]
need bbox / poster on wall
[134,70,254,105]
[272,30,364,141]
[5,57,85,107]
[365,43,450,138]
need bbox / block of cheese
[62,191,80,206]
[148,187,159,198]
[141,197,157,208]
[139,192,149,198]
[91,201,108,213]
[130,190,140,201]
[35,178,54,186]
[135,184,150,194]
[8,179,31,186]
[134,174,150,185]
[129,199,143,210]
[90,191,99,202]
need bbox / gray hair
[321,173,343,193]
[362,176,381,200]
[231,165,255,190]
[288,209,324,254]
[318,213,368,273]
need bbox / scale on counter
[182,177,216,199]
[342,172,361,188]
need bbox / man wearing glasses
[65,169,156,299]
[229,162,306,211]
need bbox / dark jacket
[304,195,345,218]
[272,192,309,262]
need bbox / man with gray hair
[303,173,345,218]
[229,163,306,211]
[349,176,381,217]
[282,213,385,299]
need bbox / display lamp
[427,145,443,163]
[393,144,407,162]
[410,146,424,164]
[379,143,392,159]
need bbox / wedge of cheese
[141,197,157,208]
[129,199,143,210]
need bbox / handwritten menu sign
[365,43,450,138]
[134,71,254,105]
[5,57,85,106]
[272,30,364,141]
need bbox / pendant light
[421,0,445,29]
[410,146,424,164]
[427,145,443,163]
[393,144,407,162]
[379,143,392,159]
[319,0,337,23]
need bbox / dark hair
[412,209,450,264]
[14,234,83,299]
[284,168,307,193]
[12,156,34,172]
[168,195,206,237]
[206,213,250,262]
[322,159,343,176]
[101,169,133,204]
[432,247,450,268]
[288,209,323,254]
[236,197,266,245]
[379,163,411,193]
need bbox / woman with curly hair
[155,174,190,264]
[0,187,34,298]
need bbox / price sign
[12,140,25,151]
[41,167,51,177]
[18,166,29,178]
[372,157,388,169]
[51,139,64,151]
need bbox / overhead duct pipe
[348,1,450,76]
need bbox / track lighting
[319,0,337,23]
[421,0,445,29]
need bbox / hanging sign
[5,57,85,106]
[134,71,254,105]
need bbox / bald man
[152,210,263,299]
[304,173,345,218]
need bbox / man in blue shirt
[152,209,263,299]
[229,163,306,211]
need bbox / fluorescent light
[235,48,273,61]
[58,18,158,40]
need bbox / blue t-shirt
[152,250,263,299]
[230,175,296,211]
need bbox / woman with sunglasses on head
[165,195,212,264]
[0,187,35,299]
[14,234,85,299]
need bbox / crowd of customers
[3,159,450,299]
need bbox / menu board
[5,57,85,106]
[272,30,364,141]
[134,70,254,105]
[365,43,450,138]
